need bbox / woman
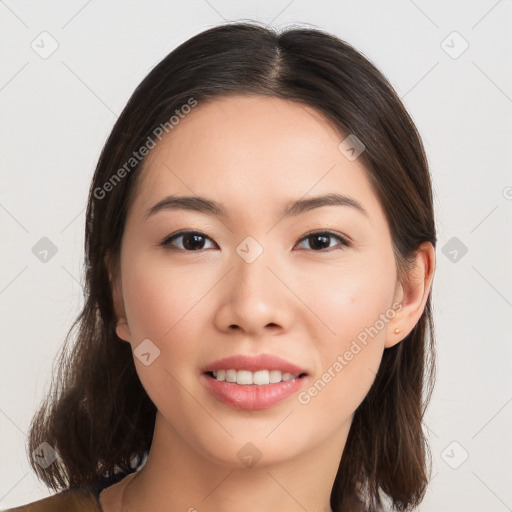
[6,21,436,512]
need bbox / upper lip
[201,354,309,376]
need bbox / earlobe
[112,280,132,342]
[116,320,132,342]
[105,251,132,342]
[385,242,436,348]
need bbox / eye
[160,230,217,251]
[294,230,351,252]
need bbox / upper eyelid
[162,230,214,244]
[297,231,352,249]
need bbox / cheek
[302,252,396,347]
[119,255,213,414]
[296,252,396,407]
[121,254,213,342]
[119,251,225,400]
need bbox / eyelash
[159,229,351,253]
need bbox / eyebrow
[144,193,369,220]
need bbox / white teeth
[210,369,300,385]
[226,369,237,383]
[253,370,269,385]
[269,370,282,383]
[237,370,253,385]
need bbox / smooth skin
[101,95,435,512]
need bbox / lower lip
[200,373,308,410]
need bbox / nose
[213,243,293,337]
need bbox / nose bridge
[220,233,288,331]
[232,234,275,297]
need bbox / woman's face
[112,95,405,467]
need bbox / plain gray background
[1,1,511,511]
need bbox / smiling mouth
[205,369,308,386]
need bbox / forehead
[129,95,385,227]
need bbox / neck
[120,412,350,512]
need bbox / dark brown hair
[27,21,436,511]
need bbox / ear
[105,250,132,342]
[385,241,436,348]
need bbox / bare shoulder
[2,487,101,512]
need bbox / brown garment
[2,487,103,512]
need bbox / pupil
[184,234,204,250]
[311,234,329,250]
